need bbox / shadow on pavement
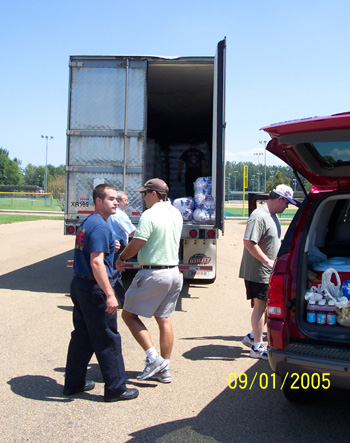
[180,334,268,362]
[0,250,74,294]
[8,367,159,404]
[183,344,241,361]
[8,362,350,441]
[126,362,350,442]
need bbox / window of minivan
[311,141,350,165]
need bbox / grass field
[0,196,62,212]
[0,214,64,225]
[0,198,296,225]
[224,204,297,218]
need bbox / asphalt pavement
[0,219,349,443]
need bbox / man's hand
[265,258,275,269]
[90,251,120,313]
[115,240,121,251]
[116,257,125,272]
[243,239,275,269]
[106,292,119,314]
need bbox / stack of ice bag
[193,177,215,222]
[172,197,194,221]
[172,177,215,222]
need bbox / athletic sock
[145,347,158,363]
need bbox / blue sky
[1,0,350,169]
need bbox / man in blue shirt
[64,184,138,402]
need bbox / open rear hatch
[261,112,350,190]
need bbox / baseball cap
[136,178,169,193]
[273,184,297,205]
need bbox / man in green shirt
[116,178,183,383]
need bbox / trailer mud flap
[181,239,216,280]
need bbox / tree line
[0,148,65,188]
[1,147,311,200]
[225,161,311,195]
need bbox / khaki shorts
[123,267,183,318]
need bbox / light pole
[41,135,54,192]
[259,140,267,192]
[234,170,238,190]
[254,152,263,192]
[228,173,232,201]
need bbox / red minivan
[261,112,350,403]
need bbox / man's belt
[140,265,177,270]
[74,273,96,281]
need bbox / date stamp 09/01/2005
[228,372,331,390]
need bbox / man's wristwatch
[119,255,126,261]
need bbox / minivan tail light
[268,306,282,316]
[267,274,285,319]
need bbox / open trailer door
[212,38,226,233]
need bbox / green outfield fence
[0,192,62,211]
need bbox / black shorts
[244,280,268,302]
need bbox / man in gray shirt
[239,185,297,360]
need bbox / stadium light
[41,135,54,192]
[259,140,267,192]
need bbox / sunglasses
[141,190,153,196]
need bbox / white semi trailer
[65,39,226,281]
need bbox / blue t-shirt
[73,213,115,278]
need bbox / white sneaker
[151,368,172,383]
[241,333,254,349]
[249,344,268,360]
[136,355,167,380]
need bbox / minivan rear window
[311,141,350,166]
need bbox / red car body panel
[261,112,350,138]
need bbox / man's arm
[177,160,185,181]
[90,251,119,314]
[115,238,146,272]
[243,239,274,269]
[201,159,208,176]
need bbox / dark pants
[185,170,202,196]
[64,277,127,399]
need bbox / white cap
[273,184,297,205]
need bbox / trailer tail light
[67,225,75,235]
[267,274,285,319]
[189,229,198,238]
[207,229,215,238]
